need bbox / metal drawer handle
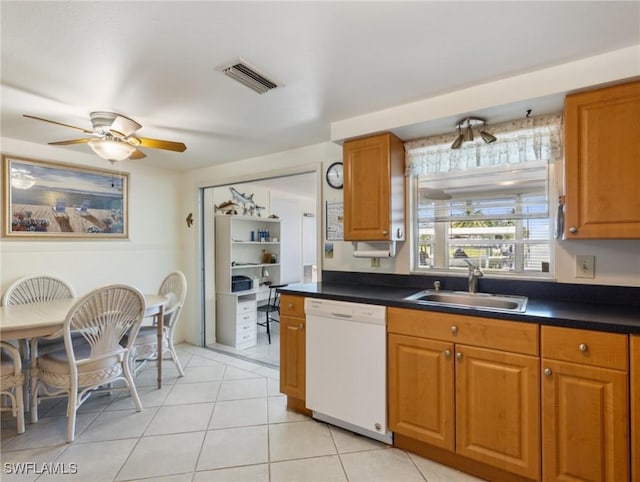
[579,343,588,352]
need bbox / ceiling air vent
[219,58,279,94]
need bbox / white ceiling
[1,1,639,171]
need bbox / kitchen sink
[403,290,527,313]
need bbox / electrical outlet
[575,255,595,279]
[370,257,381,268]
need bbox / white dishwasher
[305,298,392,444]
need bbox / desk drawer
[237,300,257,314]
[542,325,628,370]
[237,311,257,325]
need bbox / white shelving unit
[215,214,281,348]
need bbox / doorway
[202,172,318,367]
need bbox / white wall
[1,137,185,312]
[179,141,339,345]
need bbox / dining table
[0,293,168,389]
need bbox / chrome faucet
[464,260,484,293]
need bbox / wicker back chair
[129,271,187,376]
[2,275,75,306]
[30,284,146,442]
[2,274,76,420]
[1,341,26,434]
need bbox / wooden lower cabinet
[541,325,629,482]
[279,295,307,408]
[388,308,541,480]
[456,345,540,480]
[631,335,640,482]
[388,334,454,450]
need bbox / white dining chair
[2,274,76,418]
[0,341,26,434]
[128,271,187,377]
[30,284,146,442]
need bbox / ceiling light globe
[88,139,136,161]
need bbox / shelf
[232,263,280,269]
[231,241,280,245]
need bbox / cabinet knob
[544,368,552,376]
[299,323,304,330]
[569,226,578,234]
[374,423,382,431]
[288,303,294,309]
[456,352,463,360]
[444,349,451,358]
[451,325,458,334]
[579,343,588,352]
[382,230,388,235]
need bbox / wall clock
[326,161,343,189]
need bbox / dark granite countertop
[279,281,640,334]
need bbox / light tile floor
[1,343,485,482]
[208,324,280,368]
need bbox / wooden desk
[0,294,168,388]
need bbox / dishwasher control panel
[304,298,386,324]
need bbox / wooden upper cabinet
[343,132,405,241]
[564,80,640,238]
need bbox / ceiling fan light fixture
[88,138,136,161]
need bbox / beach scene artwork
[4,157,128,238]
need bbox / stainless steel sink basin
[404,290,527,313]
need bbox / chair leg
[266,312,271,344]
[167,339,185,377]
[124,357,143,412]
[15,384,25,434]
[66,388,77,443]
[30,374,39,423]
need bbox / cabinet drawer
[237,300,257,314]
[541,326,628,370]
[388,307,539,356]
[280,294,305,317]
[237,311,257,325]
[236,331,257,349]
[237,320,256,338]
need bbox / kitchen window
[406,114,561,278]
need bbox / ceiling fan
[23,111,187,162]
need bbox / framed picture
[2,156,129,238]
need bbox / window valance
[405,114,562,176]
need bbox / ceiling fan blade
[48,138,91,146]
[137,137,187,152]
[110,114,141,138]
[23,114,93,134]
[129,149,147,160]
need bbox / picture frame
[2,155,129,239]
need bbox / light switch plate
[575,255,595,279]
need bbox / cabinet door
[542,359,629,482]
[564,80,640,238]
[279,315,305,400]
[388,334,454,450]
[343,133,404,241]
[456,345,540,480]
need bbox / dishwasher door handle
[330,312,353,319]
